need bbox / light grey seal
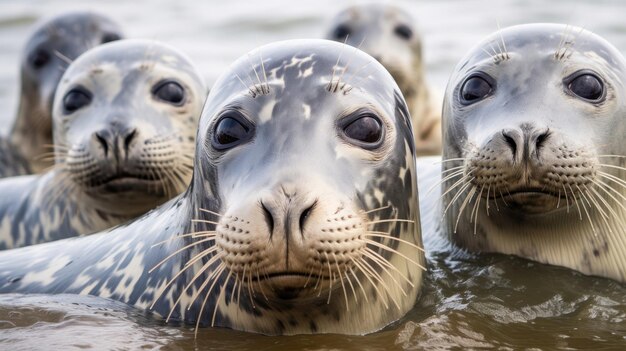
[0,39,425,336]
[0,39,206,249]
[0,11,125,177]
[325,3,442,155]
[424,23,626,282]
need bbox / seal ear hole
[394,24,413,40]
[566,72,605,102]
[460,73,494,105]
[212,111,255,150]
[30,49,50,69]
[63,87,92,114]
[152,80,186,106]
[333,24,351,40]
[101,33,122,44]
[340,111,384,148]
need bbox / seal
[0,39,425,336]
[0,11,125,177]
[0,39,206,249]
[325,4,442,155]
[424,23,626,282]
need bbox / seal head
[441,23,626,282]
[8,11,125,174]
[325,4,441,154]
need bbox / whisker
[425,169,465,196]
[194,265,227,337]
[591,178,626,213]
[364,232,425,253]
[54,50,72,65]
[434,158,468,164]
[366,219,414,225]
[191,219,220,225]
[350,258,386,308]
[364,239,426,271]
[151,231,216,248]
[259,50,270,94]
[211,270,232,327]
[357,257,401,310]
[442,180,473,221]
[165,253,223,321]
[198,208,224,217]
[324,252,334,304]
[363,249,408,297]
[363,246,414,288]
[575,185,597,235]
[348,266,368,303]
[362,204,391,215]
[454,185,477,233]
[149,237,214,273]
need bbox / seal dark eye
[152,81,185,105]
[394,24,413,40]
[63,88,92,113]
[568,74,604,102]
[460,75,493,104]
[333,24,351,40]
[343,115,383,145]
[101,33,122,44]
[213,114,253,150]
[30,49,50,69]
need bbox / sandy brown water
[0,0,625,350]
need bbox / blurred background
[2,0,626,133]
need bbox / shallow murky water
[0,0,625,349]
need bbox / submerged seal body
[326,4,442,155]
[0,39,424,335]
[0,11,125,177]
[429,23,626,282]
[0,39,205,249]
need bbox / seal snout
[464,125,597,212]
[93,124,138,161]
[215,184,369,298]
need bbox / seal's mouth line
[252,272,327,282]
[90,174,165,187]
[484,187,563,199]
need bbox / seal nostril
[95,132,109,157]
[261,202,274,235]
[502,131,517,159]
[535,130,550,153]
[123,129,138,154]
[299,201,317,233]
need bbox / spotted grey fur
[326,3,442,155]
[0,11,125,177]
[0,39,205,249]
[421,24,626,282]
[0,39,424,335]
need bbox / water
[0,0,625,349]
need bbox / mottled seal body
[0,39,205,249]
[0,39,424,335]
[0,11,125,177]
[326,4,441,155]
[434,24,626,282]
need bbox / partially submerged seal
[426,23,626,282]
[0,39,205,249]
[0,39,425,335]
